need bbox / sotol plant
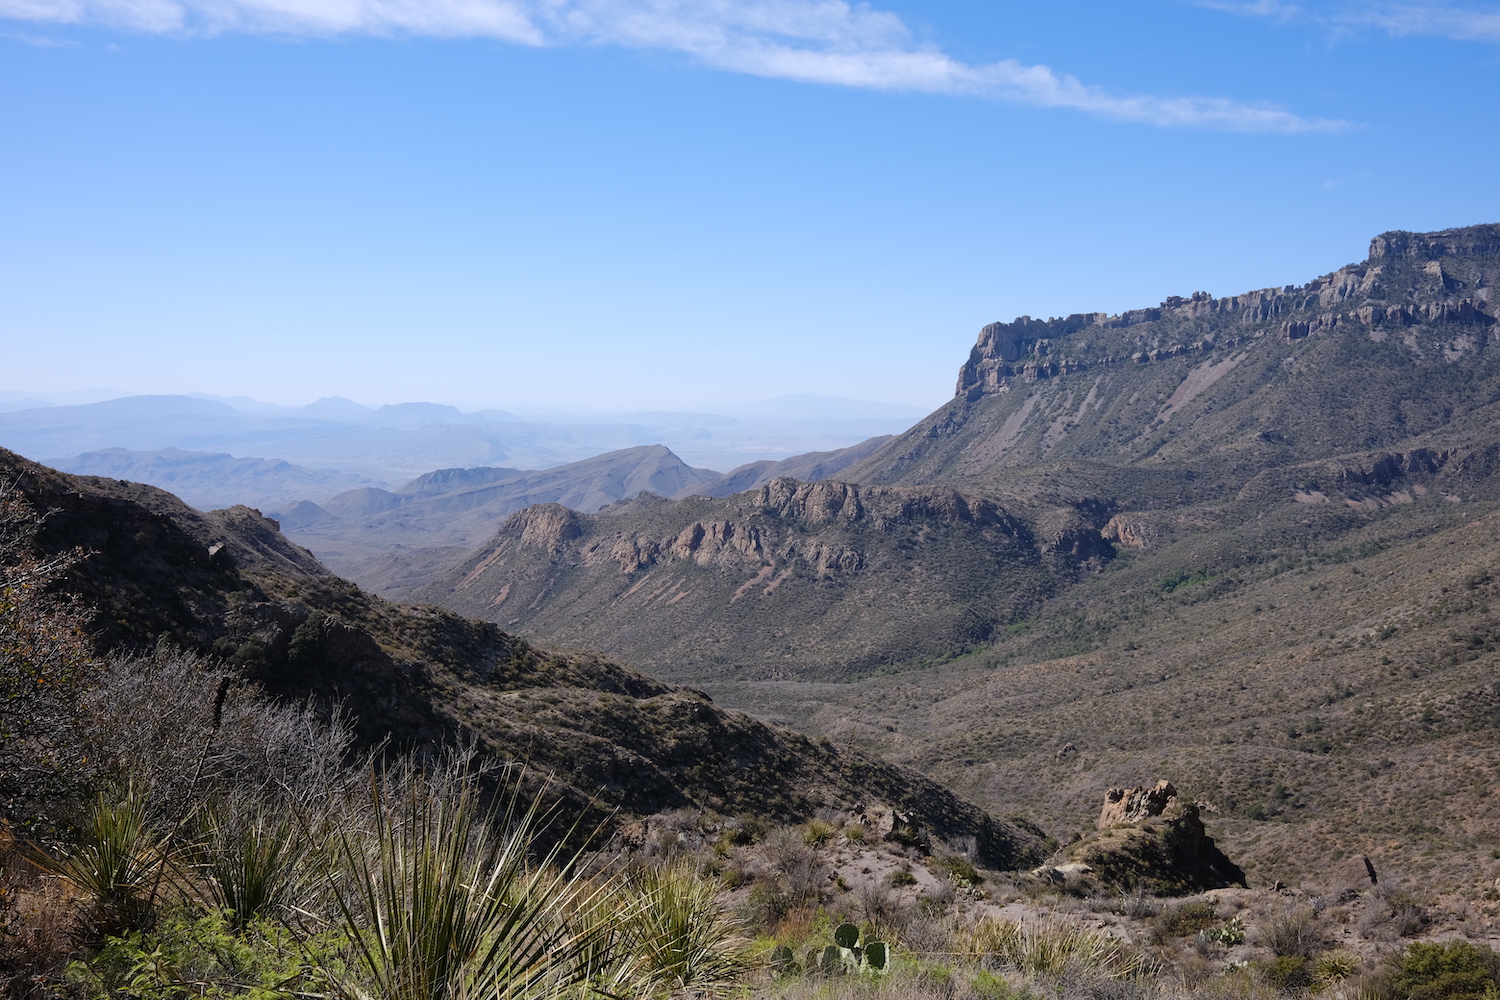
[319,770,620,1000]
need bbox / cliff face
[954,225,1499,403]
[843,224,1500,489]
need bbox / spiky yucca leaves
[323,770,619,1000]
[194,801,309,930]
[624,859,746,997]
[23,784,171,928]
[962,917,1149,982]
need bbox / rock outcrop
[1037,779,1246,895]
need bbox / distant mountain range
[0,392,927,486]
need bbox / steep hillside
[0,448,1044,867]
[415,477,1120,680]
[271,445,719,596]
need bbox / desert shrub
[64,908,344,999]
[79,650,360,827]
[937,854,984,890]
[1386,939,1500,1000]
[1261,905,1323,959]
[1148,899,1218,943]
[1260,954,1311,991]
[888,869,918,888]
[0,483,96,812]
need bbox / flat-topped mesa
[955,223,1500,400]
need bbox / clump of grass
[962,917,1150,981]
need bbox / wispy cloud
[1200,0,1500,43]
[0,0,1349,132]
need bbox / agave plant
[320,770,620,1000]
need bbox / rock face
[1098,779,1180,829]
[1044,779,1247,895]
[838,223,1500,489]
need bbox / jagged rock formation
[415,476,1119,680]
[1037,780,1246,893]
[0,447,1045,867]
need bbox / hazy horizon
[4,3,1499,410]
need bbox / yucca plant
[320,770,620,1000]
[22,783,171,929]
[194,801,309,930]
[623,858,746,997]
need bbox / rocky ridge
[416,475,1121,680]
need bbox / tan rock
[1098,780,1178,830]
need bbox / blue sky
[3,1,1498,411]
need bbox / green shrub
[1149,899,1218,943]
[66,908,344,999]
[1262,954,1311,991]
[937,854,984,889]
[1389,940,1500,1000]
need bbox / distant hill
[269,445,721,596]
[679,435,893,499]
[0,446,1045,868]
[53,447,373,511]
[414,477,1116,679]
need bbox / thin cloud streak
[0,0,1348,132]
[1200,0,1500,43]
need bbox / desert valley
[6,224,1500,998]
